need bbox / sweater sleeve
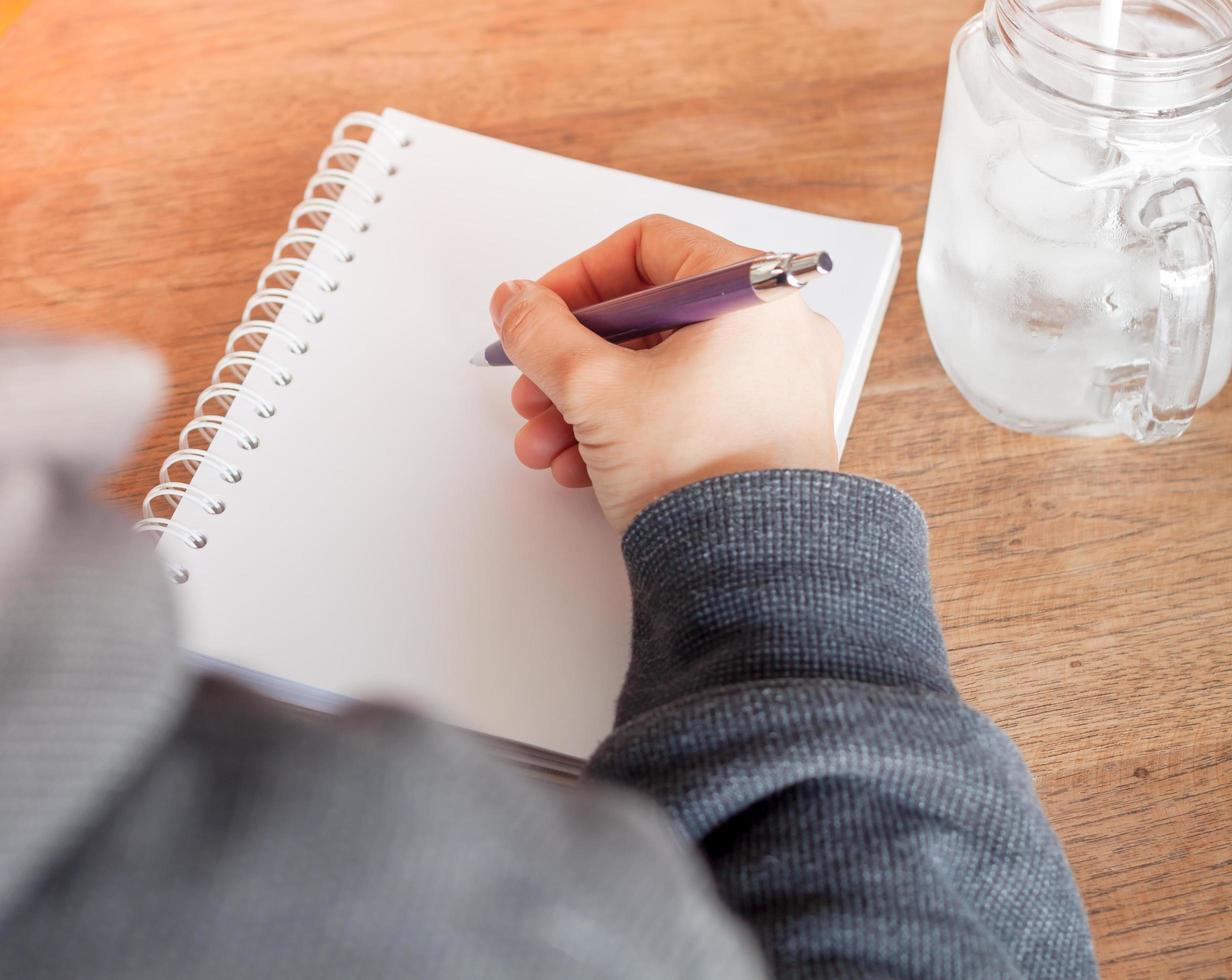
[586,470,1097,980]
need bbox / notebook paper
[157,108,901,762]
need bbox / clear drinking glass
[917,0,1232,442]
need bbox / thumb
[490,279,615,405]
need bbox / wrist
[616,470,953,724]
[612,443,839,535]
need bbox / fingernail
[490,280,531,324]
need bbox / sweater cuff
[616,470,954,725]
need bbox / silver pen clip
[750,251,833,300]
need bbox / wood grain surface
[1,0,1229,974]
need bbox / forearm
[587,471,1096,979]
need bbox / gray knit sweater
[0,340,1097,978]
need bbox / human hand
[490,214,842,534]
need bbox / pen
[469,250,833,367]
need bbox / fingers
[511,374,552,420]
[514,407,591,489]
[550,445,591,488]
[495,214,769,509]
[510,334,665,422]
[490,279,618,407]
[537,214,762,309]
[514,406,575,470]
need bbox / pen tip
[469,351,489,367]
[818,252,833,273]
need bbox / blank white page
[159,108,901,760]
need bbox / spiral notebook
[140,108,901,774]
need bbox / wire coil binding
[135,111,411,583]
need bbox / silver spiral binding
[142,483,226,518]
[258,258,339,293]
[226,320,309,356]
[135,110,411,583]
[318,139,397,177]
[305,169,382,206]
[243,288,326,324]
[179,415,261,451]
[290,199,369,233]
[160,448,242,485]
[195,382,276,419]
[274,227,355,264]
[212,351,294,388]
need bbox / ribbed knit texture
[0,461,1096,978]
[0,491,190,923]
[1,680,763,979]
[590,470,1097,978]
[0,336,188,923]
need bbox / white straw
[1097,0,1124,48]
[1095,0,1124,106]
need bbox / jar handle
[1118,179,1217,443]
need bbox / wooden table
[2,0,1229,974]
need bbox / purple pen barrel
[475,250,831,367]
[575,258,766,342]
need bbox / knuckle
[816,314,843,353]
[807,315,844,382]
[554,359,593,409]
[695,240,734,270]
[677,239,739,278]
[640,212,674,232]
[556,353,622,409]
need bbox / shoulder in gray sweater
[0,343,1096,978]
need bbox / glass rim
[998,0,1232,75]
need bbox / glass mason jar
[917,0,1232,442]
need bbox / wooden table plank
[1,0,1229,974]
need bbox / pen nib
[469,351,489,367]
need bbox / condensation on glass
[918,0,1232,442]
